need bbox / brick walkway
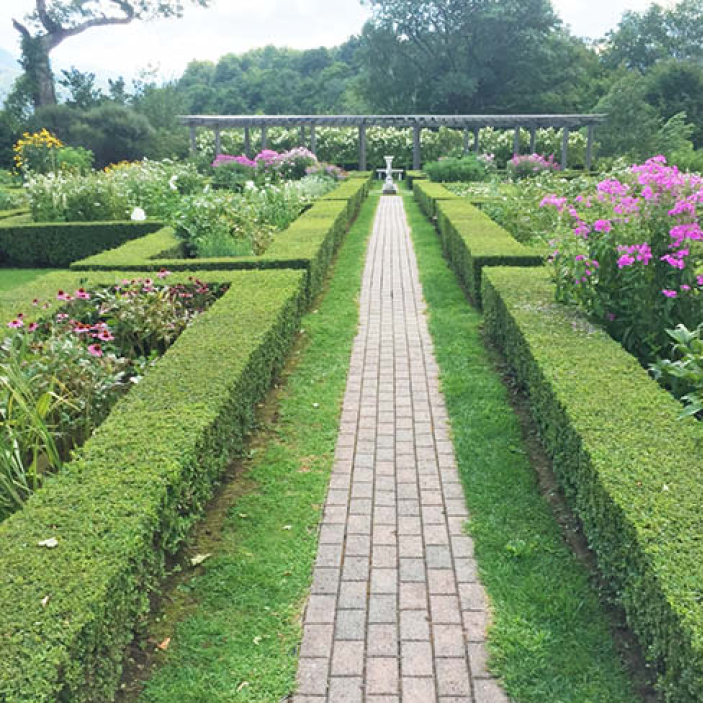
[293,196,508,703]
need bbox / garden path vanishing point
[293,195,509,703]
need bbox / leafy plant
[507,153,560,179]
[651,323,703,417]
[424,154,489,182]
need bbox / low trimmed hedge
[72,186,368,304]
[483,266,703,703]
[433,199,543,306]
[319,177,370,220]
[413,180,460,218]
[0,208,28,222]
[0,267,306,703]
[0,220,164,267]
[405,170,427,187]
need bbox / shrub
[544,156,703,362]
[507,153,560,179]
[423,155,489,183]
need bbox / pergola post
[189,124,197,156]
[513,127,520,157]
[529,126,537,153]
[214,126,221,156]
[586,125,595,171]
[359,124,367,171]
[299,126,305,146]
[261,126,268,150]
[413,125,421,170]
[310,125,317,154]
[561,127,570,170]
[463,128,470,155]
[473,126,480,154]
[244,127,251,158]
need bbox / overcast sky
[0,0,674,82]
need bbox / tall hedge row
[0,269,306,703]
[482,266,703,702]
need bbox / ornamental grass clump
[0,275,227,520]
[545,156,703,362]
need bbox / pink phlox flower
[617,254,635,268]
[681,284,691,291]
[573,223,590,238]
[539,194,567,211]
[662,289,678,298]
[613,197,641,216]
[668,198,696,217]
[597,179,629,196]
[593,219,613,233]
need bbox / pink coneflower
[74,288,90,300]
[7,318,23,328]
[28,322,38,332]
[87,343,103,357]
[56,290,73,301]
[157,269,171,279]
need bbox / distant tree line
[3,0,703,168]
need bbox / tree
[58,67,104,109]
[356,0,596,113]
[12,0,210,109]
[603,0,703,71]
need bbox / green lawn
[124,196,379,703]
[404,190,645,703]
[0,269,56,293]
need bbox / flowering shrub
[507,153,560,179]
[0,276,227,519]
[424,155,490,182]
[545,156,703,361]
[212,147,321,188]
[172,175,336,257]
[13,129,93,176]
[24,159,204,222]
[305,162,348,180]
[197,126,589,170]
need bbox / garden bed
[0,268,306,703]
[482,265,703,703]
[71,177,370,304]
[0,219,164,267]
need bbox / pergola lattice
[179,114,607,170]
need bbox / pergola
[179,114,607,170]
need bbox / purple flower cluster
[508,153,560,178]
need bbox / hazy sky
[0,0,674,82]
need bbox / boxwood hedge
[405,170,427,187]
[71,179,369,304]
[483,265,703,703]
[412,179,460,219]
[0,267,306,703]
[432,199,543,306]
[0,220,164,267]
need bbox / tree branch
[44,3,136,50]
[12,18,31,40]
[35,0,60,33]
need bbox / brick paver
[293,196,509,702]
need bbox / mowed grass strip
[0,268,56,292]
[404,193,643,703]
[133,196,379,703]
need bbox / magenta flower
[74,288,90,300]
[617,254,635,268]
[56,290,73,301]
[662,289,678,298]
[7,318,23,329]
[87,343,103,357]
[593,219,613,233]
[28,322,38,332]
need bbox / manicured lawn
[0,269,56,293]
[126,196,379,702]
[404,191,645,703]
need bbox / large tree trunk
[31,40,57,108]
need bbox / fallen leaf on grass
[190,553,212,567]
[282,525,292,531]
[37,538,58,549]
[41,595,50,608]
[156,637,171,651]
[236,682,250,692]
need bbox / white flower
[131,207,146,221]
[169,175,178,191]
[245,180,257,190]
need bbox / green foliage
[71,177,371,304]
[413,180,460,219]
[0,268,304,703]
[424,155,489,183]
[652,323,703,417]
[358,0,597,113]
[482,265,703,702]
[603,0,703,71]
[0,220,163,267]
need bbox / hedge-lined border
[0,220,164,267]
[0,267,306,703]
[428,198,543,307]
[405,170,427,188]
[412,179,460,219]
[482,265,703,703]
[0,208,28,222]
[71,178,370,304]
